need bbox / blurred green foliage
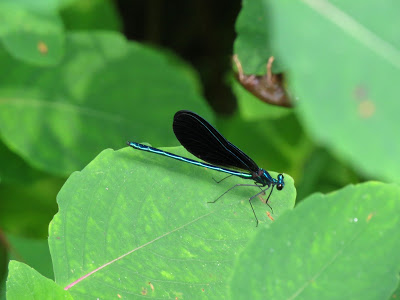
[1,0,399,299]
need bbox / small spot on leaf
[37,41,48,55]
[358,100,375,118]
[353,85,368,100]
[353,85,375,118]
[366,213,374,222]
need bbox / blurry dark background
[115,0,242,115]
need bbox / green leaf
[4,0,66,12]
[0,177,63,237]
[0,279,5,300]
[267,1,400,183]
[6,261,72,300]
[0,238,6,300]
[6,234,54,280]
[0,233,54,300]
[49,146,295,298]
[61,0,122,31]
[234,0,273,74]
[0,31,210,176]
[230,182,400,299]
[391,281,400,299]
[0,1,65,66]
[0,140,45,184]
[296,147,361,201]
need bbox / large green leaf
[0,31,209,176]
[0,1,65,66]
[49,146,295,299]
[230,182,400,299]
[266,1,400,183]
[6,261,72,300]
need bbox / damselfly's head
[276,174,285,190]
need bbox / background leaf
[296,147,361,200]
[4,0,67,12]
[0,233,53,300]
[267,0,400,183]
[6,234,53,280]
[234,0,273,74]
[48,146,296,298]
[6,261,72,300]
[0,177,63,237]
[60,0,122,31]
[0,140,45,184]
[230,182,400,299]
[0,31,210,176]
[0,1,65,66]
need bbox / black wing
[172,110,260,172]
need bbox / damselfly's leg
[207,183,263,204]
[208,183,271,227]
[249,185,274,213]
[212,174,234,184]
[213,175,265,196]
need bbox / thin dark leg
[212,174,234,183]
[208,183,269,227]
[248,198,258,227]
[247,185,273,226]
[265,186,275,212]
[207,183,263,204]
[251,186,275,212]
[214,174,264,193]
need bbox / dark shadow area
[114,0,242,115]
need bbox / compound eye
[277,183,283,190]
